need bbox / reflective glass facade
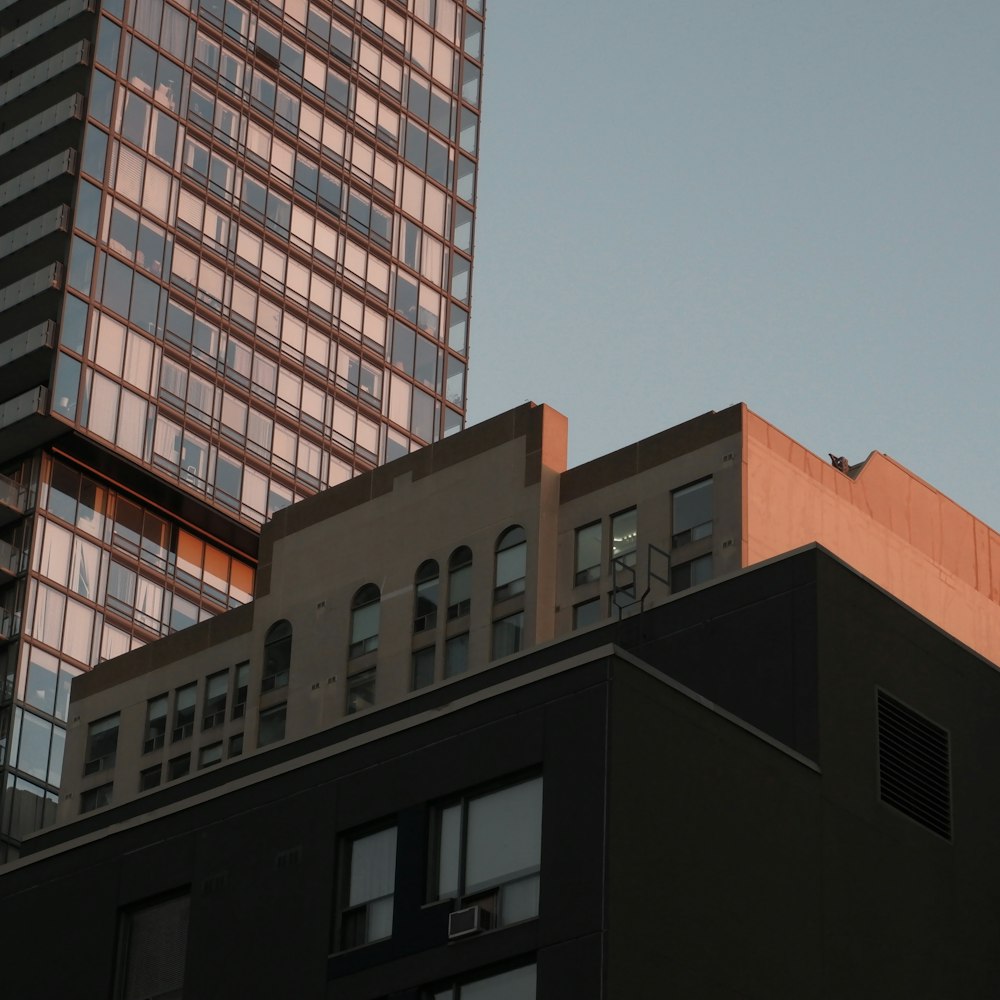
[0,0,486,855]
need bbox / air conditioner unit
[448,905,488,940]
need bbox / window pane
[465,777,542,893]
[349,827,396,906]
[673,478,713,544]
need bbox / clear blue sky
[466,1,1000,526]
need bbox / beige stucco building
[58,400,1000,820]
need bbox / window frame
[574,521,602,585]
[672,477,713,547]
[336,823,398,951]
[430,774,543,931]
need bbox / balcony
[0,606,20,644]
[0,320,55,405]
[0,472,27,527]
[0,538,24,581]
[0,386,69,465]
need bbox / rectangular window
[671,553,713,593]
[491,612,523,660]
[139,765,161,791]
[338,826,397,949]
[444,633,469,678]
[81,782,113,813]
[203,671,228,729]
[258,703,286,747]
[232,661,249,719]
[346,669,375,714]
[172,683,196,741]
[84,713,119,775]
[432,776,542,929]
[144,694,167,752]
[412,647,435,690]
[610,508,637,568]
[167,754,190,780]
[198,742,223,769]
[672,477,713,546]
[573,598,602,630]
[574,521,601,585]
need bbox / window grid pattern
[57,0,482,534]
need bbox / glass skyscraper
[0,0,484,857]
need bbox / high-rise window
[338,826,397,950]
[232,661,249,719]
[445,632,469,678]
[672,478,713,546]
[491,612,524,660]
[172,684,196,742]
[610,508,638,568]
[574,521,602,585]
[672,553,714,593]
[203,671,228,729]
[447,546,472,619]
[84,714,119,775]
[262,619,292,692]
[257,703,286,747]
[414,560,439,632]
[346,669,376,715]
[143,695,167,752]
[412,647,435,690]
[494,526,526,601]
[349,585,380,657]
[432,776,543,929]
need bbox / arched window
[350,584,381,657]
[262,620,292,692]
[414,560,439,632]
[447,545,473,619]
[494,526,526,602]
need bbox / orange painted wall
[743,407,1000,667]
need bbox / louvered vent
[877,690,951,840]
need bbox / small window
[232,661,249,719]
[412,647,435,690]
[198,742,223,769]
[228,732,244,757]
[414,560,439,632]
[143,695,167,753]
[444,633,469,678]
[432,776,542,929]
[338,826,397,950]
[574,522,601,585]
[491,612,524,660]
[172,684,196,741]
[258,703,286,747]
[139,765,161,791]
[671,553,713,593]
[494,526,526,601]
[610,508,637,569]
[80,782,113,814]
[349,584,380,657]
[672,478,713,546]
[262,619,292,691]
[447,546,472,619]
[85,714,119,775]
[203,671,228,729]
[573,598,602,630]
[166,754,190,781]
[346,669,375,714]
